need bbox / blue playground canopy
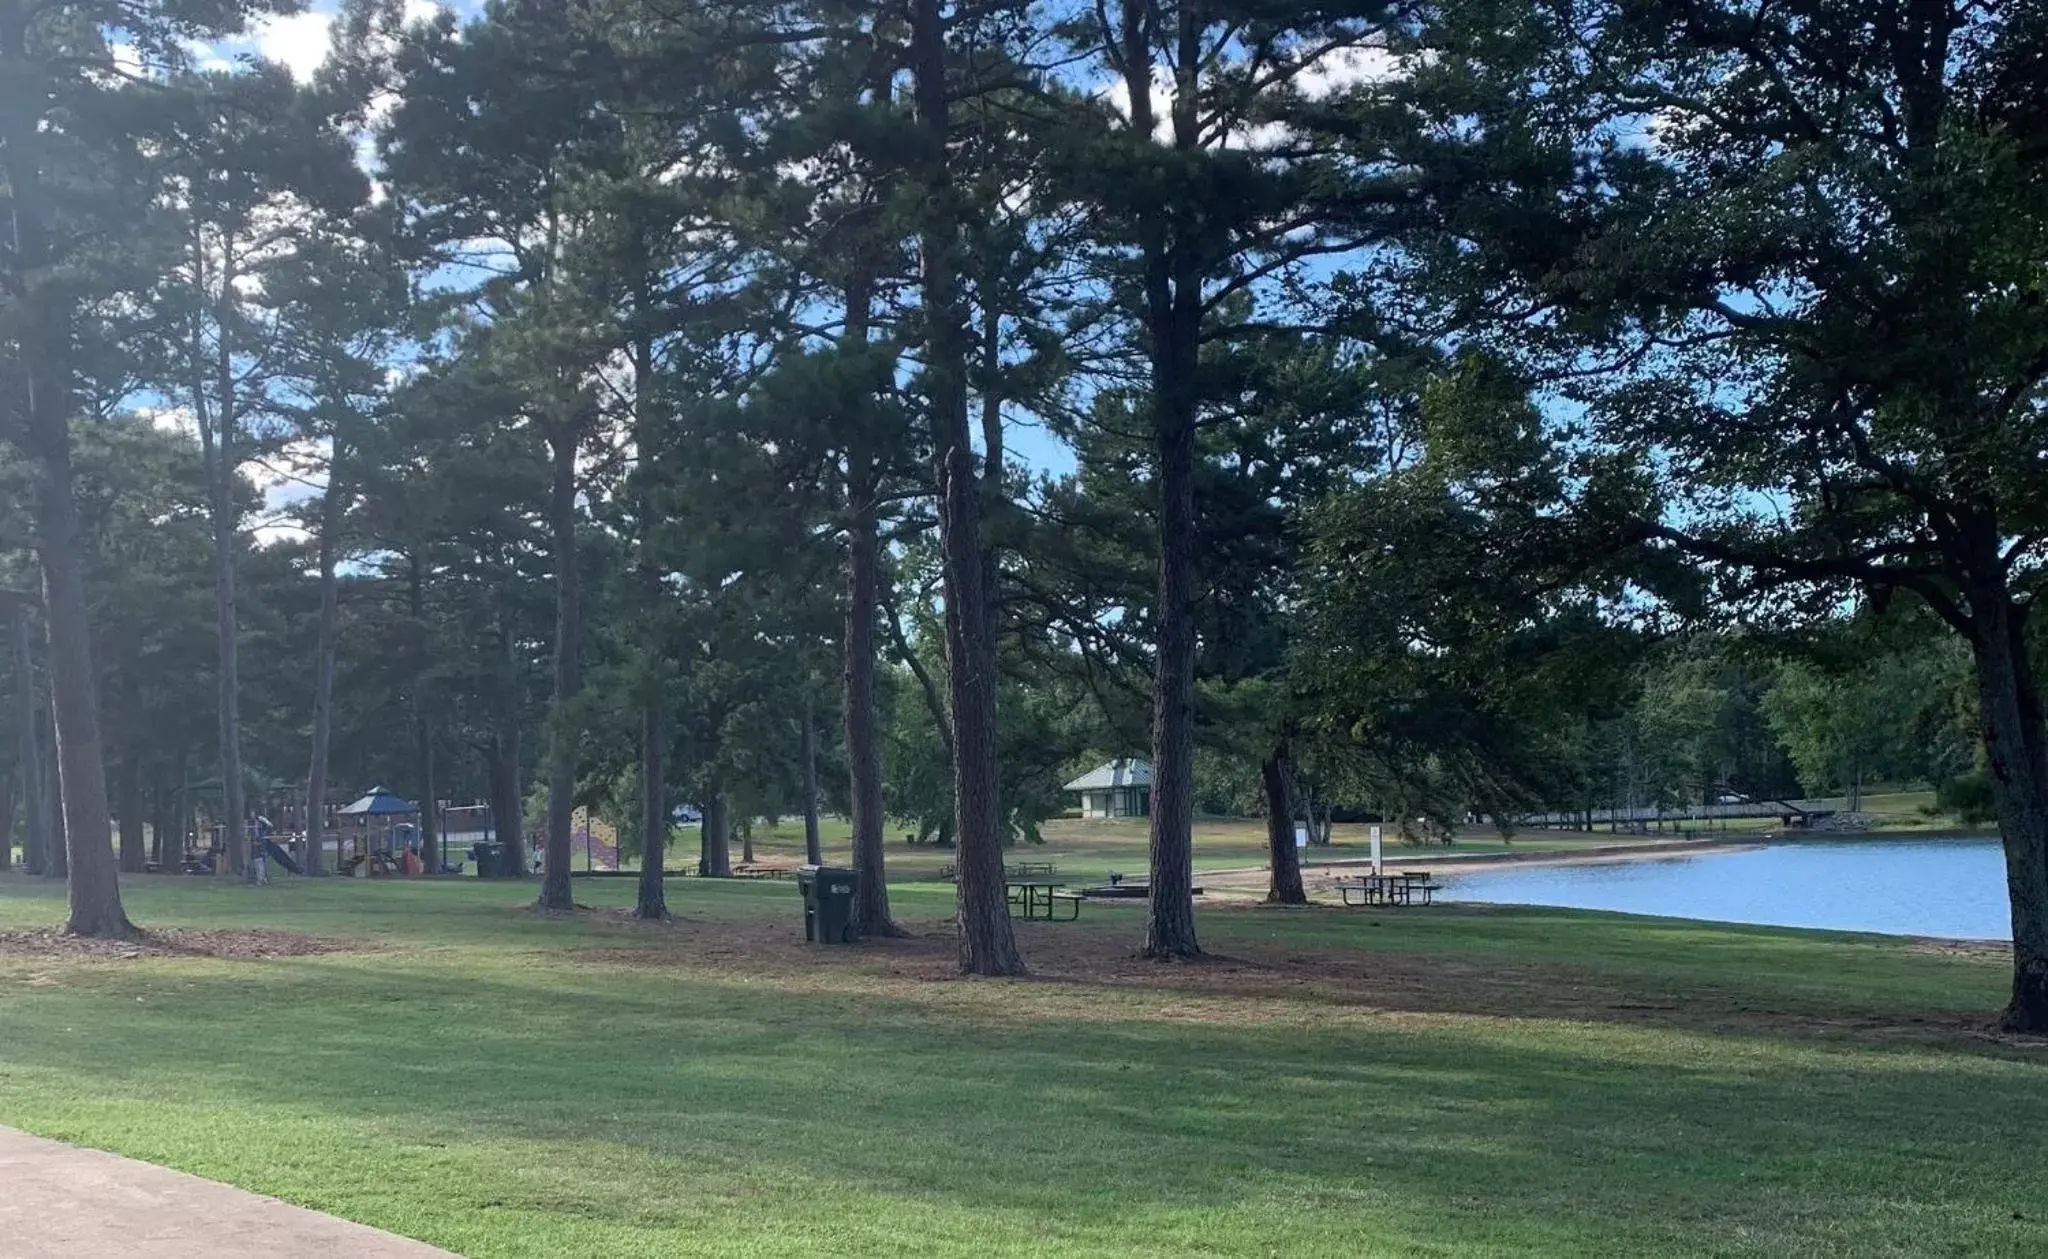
[336,787,418,817]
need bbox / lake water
[1437,837,2011,940]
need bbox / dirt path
[0,1127,456,1257]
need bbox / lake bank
[1189,835,1755,896]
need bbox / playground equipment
[262,837,302,875]
[570,818,620,872]
[335,787,420,874]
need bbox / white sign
[1369,825,1383,875]
[1294,824,1308,849]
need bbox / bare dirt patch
[0,927,368,961]
[551,906,2043,1051]
[1909,937,2012,959]
[519,901,602,919]
[1012,924,2048,1049]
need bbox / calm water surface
[1438,837,2010,940]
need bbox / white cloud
[403,0,447,23]
[253,10,335,83]
[143,406,198,438]
[1232,121,1293,152]
[1103,67,1175,144]
[1297,45,1409,100]
[179,36,233,73]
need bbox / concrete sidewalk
[0,1127,457,1257]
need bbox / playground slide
[262,838,303,876]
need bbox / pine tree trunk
[418,729,439,872]
[0,4,112,927]
[305,464,342,876]
[843,477,895,934]
[487,733,522,877]
[800,701,823,867]
[190,275,249,882]
[844,464,900,933]
[539,431,580,911]
[913,0,1022,976]
[1262,748,1306,905]
[628,325,668,918]
[205,457,247,878]
[44,718,66,879]
[11,604,48,876]
[149,775,168,869]
[699,791,732,877]
[1125,0,1204,961]
[635,696,668,918]
[406,553,439,874]
[1144,385,1201,957]
[978,282,1005,650]
[1967,595,2048,1032]
[118,753,146,874]
[841,265,897,935]
[492,590,526,878]
[34,444,126,932]
[172,751,190,872]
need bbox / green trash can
[799,865,861,944]
[471,843,500,879]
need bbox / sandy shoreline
[1274,825,1995,879]
[1305,838,1763,875]
[1195,829,1997,897]
[1194,836,1760,893]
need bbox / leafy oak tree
[1423,0,2048,1029]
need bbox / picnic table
[1006,878,1080,920]
[1339,871,1439,908]
[938,860,1059,883]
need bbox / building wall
[1078,788,1149,819]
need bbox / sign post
[1369,824,1383,876]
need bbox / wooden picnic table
[1339,871,1439,908]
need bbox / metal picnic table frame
[939,860,1058,883]
[1339,871,1439,908]
[1006,878,1078,920]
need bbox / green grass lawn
[2,873,2044,1257]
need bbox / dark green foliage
[1937,774,1999,826]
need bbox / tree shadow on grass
[3,948,2046,1256]
[516,900,2039,1057]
